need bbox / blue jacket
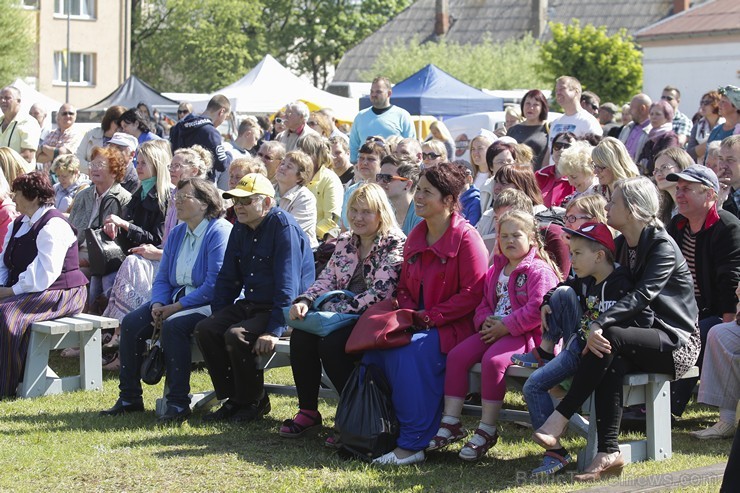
[460,185,481,226]
[212,207,315,336]
[150,218,232,309]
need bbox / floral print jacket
[295,228,405,314]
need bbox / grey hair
[286,101,310,120]
[614,176,663,228]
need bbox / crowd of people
[0,75,738,482]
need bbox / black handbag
[141,328,165,385]
[334,364,399,461]
[85,194,126,276]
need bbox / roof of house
[333,0,701,82]
[636,0,740,40]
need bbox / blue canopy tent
[359,64,503,118]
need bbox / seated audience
[558,141,596,205]
[536,132,576,208]
[118,108,160,146]
[507,89,550,170]
[591,137,640,202]
[421,139,447,168]
[299,134,343,241]
[481,140,518,212]
[51,154,89,213]
[653,147,693,225]
[637,101,679,176]
[76,105,126,173]
[0,171,18,248]
[275,150,318,248]
[376,155,421,235]
[687,91,723,163]
[719,135,740,218]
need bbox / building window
[54,0,95,18]
[53,52,95,86]
[21,0,39,9]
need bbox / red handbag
[345,298,417,353]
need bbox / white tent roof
[210,55,359,122]
[10,79,64,119]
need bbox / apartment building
[21,0,131,108]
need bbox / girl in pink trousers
[428,209,561,461]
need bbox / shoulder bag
[85,194,127,276]
[344,298,416,353]
[283,290,359,338]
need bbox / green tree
[265,0,412,89]
[0,0,34,87]
[132,0,266,92]
[361,35,548,90]
[537,20,643,105]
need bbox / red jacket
[535,165,574,208]
[396,212,488,354]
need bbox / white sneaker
[690,421,736,440]
[372,450,425,466]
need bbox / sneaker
[690,421,736,440]
[511,349,550,369]
[531,450,572,476]
[202,400,240,423]
[372,450,425,466]
[230,394,271,423]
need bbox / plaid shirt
[42,126,82,152]
[672,110,693,137]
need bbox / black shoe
[157,405,191,424]
[230,395,271,423]
[202,400,241,423]
[99,399,145,416]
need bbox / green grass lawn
[0,354,731,492]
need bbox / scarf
[648,122,673,142]
[140,177,157,199]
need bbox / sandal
[324,434,340,449]
[279,410,322,438]
[427,420,468,451]
[458,428,498,461]
[531,450,572,476]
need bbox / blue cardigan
[150,217,232,309]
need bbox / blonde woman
[558,141,596,205]
[299,134,343,240]
[51,154,89,213]
[422,139,447,168]
[590,137,640,202]
[429,120,456,161]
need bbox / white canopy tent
[192,55,359,123]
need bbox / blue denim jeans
[523,286,584,430]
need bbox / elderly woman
[300,134,343,241]
[637,101,679,176]
[366,163,489,465]
[653,147,694,225]
[282,183,405,439]
[533,177,700,481]
[76,105,126,173]
[688,91,723,163]
[536,132,576,208]
[706,85,740,149]
[68,146,132,272]
[591,137,641,202]
[118,108,159,146]
[508,89,550,170]
[51,154,89,213]
[100,178,232,421]
[0,172,88,397]
[275,150,318,247]
[100,145,213,359]
[558,141,596,206]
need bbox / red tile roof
[636,0,740,39]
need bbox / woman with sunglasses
[591,137,640,203]
[376,155,422,235]
[421,140,447,168]
[535,132,576,208]
[687,91,723,163]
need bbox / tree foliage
[361,35,548,90]
[0,0,34,87]
[537,20,643,105]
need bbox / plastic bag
[334,364,398,461]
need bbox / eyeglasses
[89,161,107,170]
[492,158,515,166]
[653,164,677,176]
[593,163,607,172]
[177,109,188,115]
[233,195,262,206]
[700,99,713,106]
[257,153,274,161]
[552,142,571,152]
[375,173,410,184]
[60,111,76,117]
[274,118,284,124]
[565,214,593,224]
[661,95,675,102]
[174,193,199,203]
[422,152,442,160]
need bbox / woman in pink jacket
[428,209,561,461]
[368,163,489,466]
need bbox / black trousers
[194,300,272,407]
[556,325,675,453]
[290,324,359,411]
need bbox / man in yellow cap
[195,173,315,423]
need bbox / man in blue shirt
[195,173,315,423]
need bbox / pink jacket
[535,165,575,208]
[0,198,19,251]
[474,247,560,341]
[297,229,405,314]
[397,212,488,354]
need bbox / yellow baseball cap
[222,173,275,199]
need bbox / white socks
[469,422,497,446]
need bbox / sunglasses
[307,120,318,126]
[233,195,262,206]
[661,95,675,101]
[274,118,284,124]
[552,142,571,152]
[60,111,76,117]
[422,152,442,160]
[375,173,410,184]
[177,109,188,115]
[700,99,714,106]
[565,214,593,224]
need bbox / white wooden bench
[18,313,118,398]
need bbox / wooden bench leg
[19,331,54,398]
[646,376,672,460]
[79,328,102,392]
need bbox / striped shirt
[680,228,701,303]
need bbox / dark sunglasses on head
[423,152,442,160]
[552,142,571,152]
[375,173,410,184]
[274,118,284,124]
